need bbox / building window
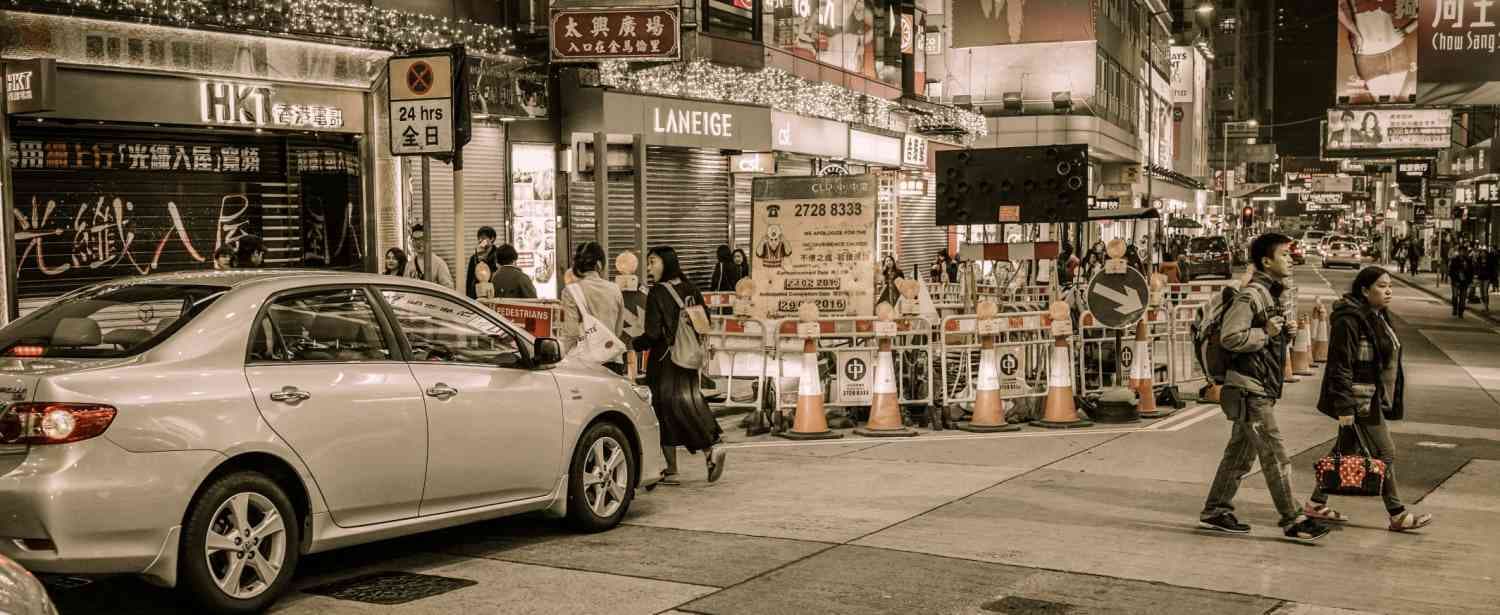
[1218,17,1237,33]
[763,0,902,86]
[706,0,757,41]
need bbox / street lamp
[1220,118,1257,229]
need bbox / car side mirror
[532,337,563,367]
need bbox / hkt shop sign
[200,81,345,130]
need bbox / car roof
[91,269,448,293]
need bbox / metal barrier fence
[1168,302,1208,391]
[1074,308,1172,397]
[768,316,936,429]
[938,311,1054,407]
[1165,281,1231,307]
[701,292,737,316]
[702,316,772,413]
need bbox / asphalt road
[41,257,1500,615]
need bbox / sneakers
[1283,517,1332,543]
[1198,513,1251,534]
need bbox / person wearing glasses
[407,224,455,289]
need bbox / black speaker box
[935,144,1090,226]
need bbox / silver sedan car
[0,271,664,613]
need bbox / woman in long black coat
[1310,266,1430,532]
[632,246,727,484]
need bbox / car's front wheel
[566,421,636,533]
[180,472,300,614]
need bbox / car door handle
[426,383,459,400]
[269,387,311,403]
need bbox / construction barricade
[1165,281,1232,307]
[768,316,935,433]
[938,312,1054,417]
[701,292,738,316]
[1074,308,1172,398]
[1167,302,1209,393]
[701,316,773,417]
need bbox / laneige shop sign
[652,106,735,138]
[583,91,771,150]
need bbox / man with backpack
[1199,232,1332,543]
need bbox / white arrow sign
[1095,284,1143,314]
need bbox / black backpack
[1193,283,1273,384]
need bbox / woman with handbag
[632,246,727,485]
[1310,266,1431,531]
[560,242,627,375]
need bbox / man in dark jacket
[465,226,503,299]
[1200,232,1331,542]
[1448,247,1473,318]
[491,243,538,299]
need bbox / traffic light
[1241,206,1254,227]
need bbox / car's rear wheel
[566,421,636,533]
[180,472,300,614]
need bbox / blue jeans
[1202,387,1303,528]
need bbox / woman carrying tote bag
[631,246,727,485]
[560,242,627,374]
[1310,266,1431,532]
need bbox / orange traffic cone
[1312,304,1330,364]
[856,328,917,437]
[960,313,1020,432]
[778,331,843,441]
[1133,316,1174,419]
[1283,343,1302,383]
[1033,304,1092,429]
[1293,315,1315,376]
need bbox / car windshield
[0,284,227,359]
[1190,237,1228,252]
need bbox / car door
[244,286,429,527]
[376,288,564,515]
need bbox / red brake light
[0,403,117,445]
[6,345,44,358]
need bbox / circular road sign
[1086,267,1150,329]
[406,61,435,96]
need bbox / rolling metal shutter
[406,123,507,276]
[900,171,945,271]
[647,147,730,290]
[566,171,637,268]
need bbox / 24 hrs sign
[388,53,455,156]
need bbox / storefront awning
[1088,208,1161,221]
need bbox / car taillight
[0,403,116,445]
[6,345,44,358]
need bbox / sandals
[706,448,728,483]
[1303,501,1349,523]
[1389,511,1433,532]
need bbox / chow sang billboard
[1336,0,1500,105]
[1336,0,1419,104]
[1324,108,1451,154]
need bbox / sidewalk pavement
[1379,263,1500,327]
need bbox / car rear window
[1190,237,1228,252]
[0,284,227,358]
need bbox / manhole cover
[980,595,1075,614]
[303,571,476,605]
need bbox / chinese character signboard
[902,134,928,167]
[200,81,345,130]
[1325,108,1451,152]
[1418,0,1500,104]
[388,52,456,156]
[1397,158,1434,181]
[4,59,56,114]
[751,175,878,318]
[550,6,681,63]
[1336,0,1419,104]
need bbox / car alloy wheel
[204,492,288,600]
[581,436,630,519]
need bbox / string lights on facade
[599,59,987,142]
[4,0,515,55]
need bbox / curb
[1385,268,1500,327]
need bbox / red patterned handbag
[1313,425,1386,497]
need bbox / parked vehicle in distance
[1289,241,1306,265]
[0,271,665,613]
[1323,241,1364,269]
[1182,236,1234,281]
[1302,230,1330,255]
[0,553,58,615]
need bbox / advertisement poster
[771,0,880,81]
[1417,0,1500,104]
[1325,108,1451,152]
[751,175,877,318]
[510,144,557,300]
[1335,0,1418,104]
[949,0,1094,48]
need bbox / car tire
[179,471,300,614]
[566,421,636,533]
